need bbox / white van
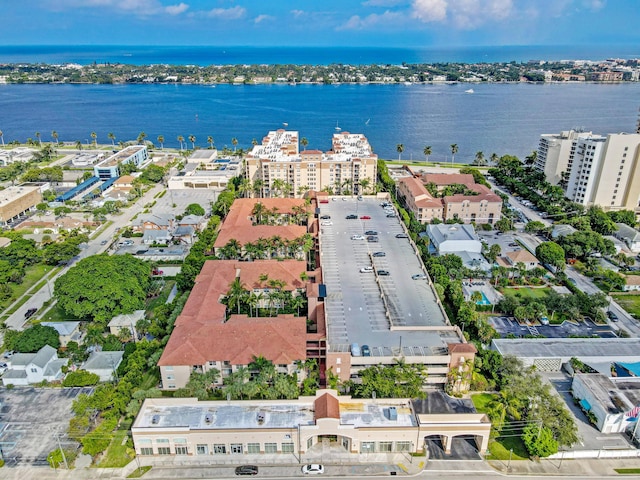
[350,343,361,356]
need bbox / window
[166,366,173,371]
[175,446,188,455]
[140,448,153,456]
[196,444,208,455]
[166,375,174,380]
[214,444,226,454]
[231,443,243,454]
[378,442,393,453]
[282,443,294,453]
[247,443,260,454]
[307,437,313,449]
[395,441,412,452]
[157,447,171,455]
[361,442,375,453]
[265,443,277,453]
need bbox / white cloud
[411,0,514,28]
[254,14,273,24]
[362,0,406,6]
[165,2,188,15]
[339,10,403,30]
[291,9,305,18]
[583,0,605,10]
[205,6,246,20]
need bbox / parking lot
[0,387,94,467]
[488,316,617,339]
[319,197,456,358]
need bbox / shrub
[63,370,100,387]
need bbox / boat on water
[335,121,341,132]
[465,89,474,94]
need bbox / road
[4,183,163,331]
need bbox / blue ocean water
[0,44,639,66]
[1,82,637,161]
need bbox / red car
[360,215,371,220]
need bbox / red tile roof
[214,198,310,248]
[158,259,309,367]
[423,173,475,187]
[314,392,340,419]
[448,343,478,354]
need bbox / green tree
[13,324,61,352]
[396,143,404,161]
[536,241,565,271]
[300,137,308,151]
[423,145,432,163]
[450,143,458,164]
[90,131,97,148]
[494,217,513,233]
[108,132,116,146]
[140,164,165,183]
[54,255,151,325]
[63,370,101,387]
[522,424,558,458]
[185,203,205,216]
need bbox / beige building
[534,130,594,186]
[132,389,490,459]
[396,174,501,225]
[245,130,377,198]
[0,185,42,227]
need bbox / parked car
[321,221,333,226]
[235,465,258,476]
[411,273,427,280]
[372,251,386,257]
[360,215,371,220]
[357,195,363,201]
[350,344,361,357]
[351,234,365,240]
[320,215,331,219]
[607,311,619,322]
[3,351,14,359]
[360,266,374,273]
[24,308,37,319]
[395,233,408,238]
[346,214,358,219]
[365,230,378,235]
[386,213,396,218]
[302,464,324,475]
[361,345,371,356]
[0,362,7,375]
[378,270,390,276]
[366,236,379,242]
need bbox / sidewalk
[488,457,640,476]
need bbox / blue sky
[1,0,637,47]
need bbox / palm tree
[231,137,238,153]
[91,131,97,148]
[177,135,184,151]
[251,138,258,147]
[525,150,538,166]
[75,140,83,151]
[450,144,458,164]
[423,145,432,164]
[290,294,306,317]
[189,135,196,149]
[157,135,164,150]
[108,132,116,146]
[0,130,4,147]
[301,137,309,151]
[490,152,499,165]
[35,132,41,146]
[473,151,486,166]
[207,136,214,149]
[51,130,59,145]
[359,178,371,195]
[396,143,404,161]
[137,131,147,145]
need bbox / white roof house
[82,351,125,382]
[614,223,640,253]
[40,321,83,347]
[2,345,67,386]
[426,224,482,254]
[108,310,145,339]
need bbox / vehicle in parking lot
[357,195,363,201]
[346,214,358,219]
[508,243,518,247]
[320,215,331,219]
[360,266,374,273]
[350,343,361,356]
[302,464,324,475]
[378,270,390,276]
[235,465,258,475]
[3,351,14,359]
[386,213,396,218]
[321,221,333,226]
[607,311,619,321]
[0,362,7,375]
[366,236,378,242]
[360,215,371,220]
[372,251,386,257]
[361,345,371,356]
[351,234,365,240]
[365,230,378,235]
[395,233,408,238]
[24,307,37,319]
[411,273,427,280]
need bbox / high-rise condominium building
[536,131,640,211]
[244,129,378,198]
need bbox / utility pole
[56,433,69,469]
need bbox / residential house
[623,275,640,292]
[135,213,175,232]
[143,229,172,245]
[551,224,577,240]
[1,345,67,386]
[82,350,125,382]
[396,176,443,223]
[426,224,482,255]
[108,310,146,340]
[40,321,83,348]
[496,249,541,271]
[614,223,640,253]
[172,225,195,244]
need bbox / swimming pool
[476,291,491,305]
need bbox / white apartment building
[245,130,377,198]
[536,130,640,212]
[534,129,594,186]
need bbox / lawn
[41,303,83,322]
[0,264,57,312]
[611,293,640,318]
[471,393,529,461]
[500,286,550,300]
[96,430,134,468]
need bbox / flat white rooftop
[0,185,40,206]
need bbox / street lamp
[507,448,513,472]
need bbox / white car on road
[302,464,324,475]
